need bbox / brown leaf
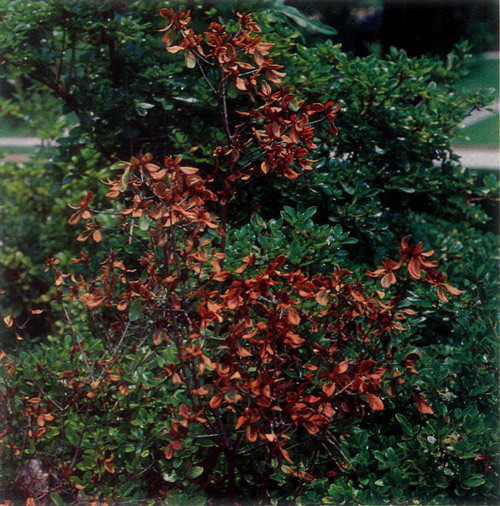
[3,314,14,328]
[103,461,115,473]
[285,332,305,347]
[68,211,82,225]
[185,50,196,68]
[407,257,421,279]
[337,360,349,374]
[304,395,321,404]
[322,382,336,397]
[164,444,174,459]
[119,384,130,396]
[246,425,257,442]
[152,328,165,345]
[315,289,329,306]
[323,402,334,418]
[236,77,246,90]
[76,230,91,242]
[415,394,434,414]
[437,286,449,302]
[367,393,384,411]
[212,271,230,282]
[80,289,106,310]
[179,166,199,175]
[34,427,46,438]
[209,394,222,409]
[237,346,252,357]
[444,283,463,296]
[92,229,102,242]
[192,385,212,396]
[287,307,300,326]
[279,446,294,464]
[117,300,128,311]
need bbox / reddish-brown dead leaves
[368,236,463,301]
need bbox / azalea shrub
[0,2,498,506]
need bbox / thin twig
[20,363,64,411]
[219,80,233,143]
[332,378,356,398]
[475,281,499,340]
[57,27,66,83]
[62,304,95,382]
[326,431,356,470]
[69,404,91,470]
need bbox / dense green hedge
[0,1,498,505]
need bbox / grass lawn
[456,113,500,149]
[0,145,39,155]
[453,55,499,148]
[456,57,499,97]
[0,116,33,137]
[0,146,57,164]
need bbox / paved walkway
[1,103,499,170]
[0,136,47,147]
[461,100,499,127]
[1,136,498,169]
[453,147,499,170]
[484,51,500,60]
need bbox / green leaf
[129,299,142,322]
[118,481,136,497]
[120,166,131,192]
[65,424,79,446]
[395,413,412,435]
[111,161,126,171]
[463,475,486,488]
[278,4,337,35]
[139,214,150,231]
[135,102,155,117]
[342,237,358,244]
[302,206,317,220]
[227,82,238,99]
[163,472,177,483]
[302,16,338,36]
[186,51,196,69]
[187,466,204,479]
[50,492,64,506]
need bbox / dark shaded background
[286,0,499,56]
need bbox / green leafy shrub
[0,2,498,505]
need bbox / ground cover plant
[0,1,498,505]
